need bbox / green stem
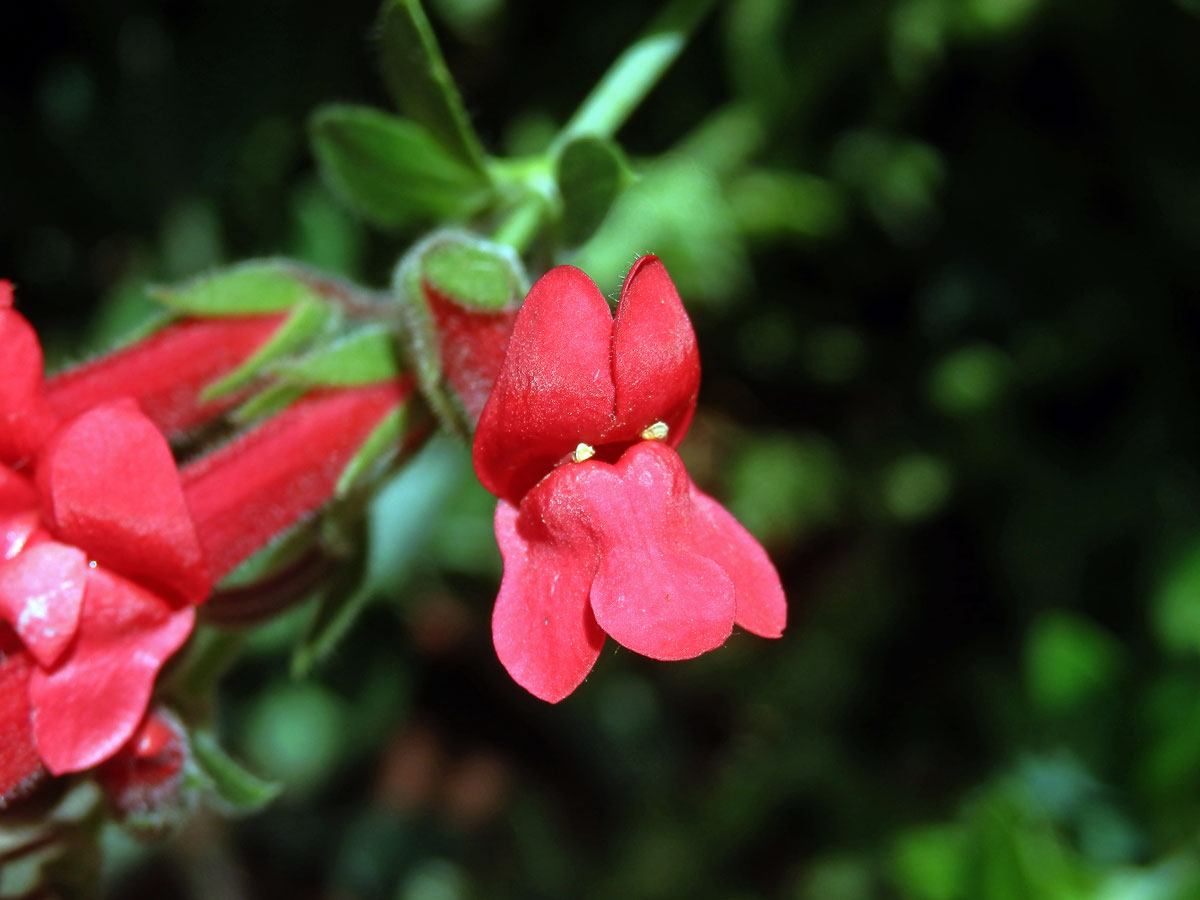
[491,194,548,253]
[556,0,719,147]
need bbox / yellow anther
[640,421,669,441]
[571,443,596,463]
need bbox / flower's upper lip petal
[0,301,57,466]
[0,541,88,669]
[29,568,194,775]
[473,265,617,504]
[688,485,786,639]
[491,499,605,702]
[609,255,700,449]
[36,401,210,606]
[541,442,735,660]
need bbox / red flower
[0,401,206,796]
[473,257,785,702]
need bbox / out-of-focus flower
[473,257,785,702]
[0,278,287,466]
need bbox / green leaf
[191,729,283,814]
[421,238,524,311]
[310,105,492,229]
[274,326,403,387]
[231,383,309,425]
[1025,611,1123,713]
[151,260,321,315]
[556,135,632,246]
[377,0,489,173]
[200,299,333,401]
[335,403,412,498]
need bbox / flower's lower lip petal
[37,401,210,605]
[0,541,88,669]
[553,441,735,660]
[491,500,604,703]
[689,487,787,639]
[0,631,44,806]
[29,570,194,775]
[589,551,734,660]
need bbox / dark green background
[5,0,1200,897]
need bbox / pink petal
[544,442,734,660]
[689,487,787,639]
[0,298,57,465]
[0,541,88,668]
[1,512,39,561]
[473,266,617,504]
[30,568,194,775]
[0,627,44,807]
[37,401,209,605]
[610,256,700,447]
[492,499,605,702]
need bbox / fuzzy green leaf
[200,299,333,401]
[151,261,320,315]
[421,239,523,311]
[274,326,403,388]
[310,105,492,228]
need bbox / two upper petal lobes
[492,442,786,703]
[473,256,700,505]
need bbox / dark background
[4,0,1200,897]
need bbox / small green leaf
[556,135,631,247]
[377,0,489,173]
[335,403,412,498]
[421,239,523,311]
[191,729,283,814]
[231,383,308,425]
[274,326,402,388]
[151,260,321,315]
[201,299,333,401]
[310,105,492,229]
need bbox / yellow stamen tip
[571,443,596,463]
[641,421,669,441]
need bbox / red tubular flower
[0,278,287,465]
[473,257,786,702]
[182,379,415,582]
[0,401,206,790]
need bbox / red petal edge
[689,486,787,639]
[30,568,194,775]
[492,500,605,702]
[610,256,700,447]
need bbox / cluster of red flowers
[0,255,786,809]
[0,281,408,805]
[473,257,786,702]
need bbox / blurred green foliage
[5,0,1200,897]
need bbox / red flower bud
[97,707,195,838]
